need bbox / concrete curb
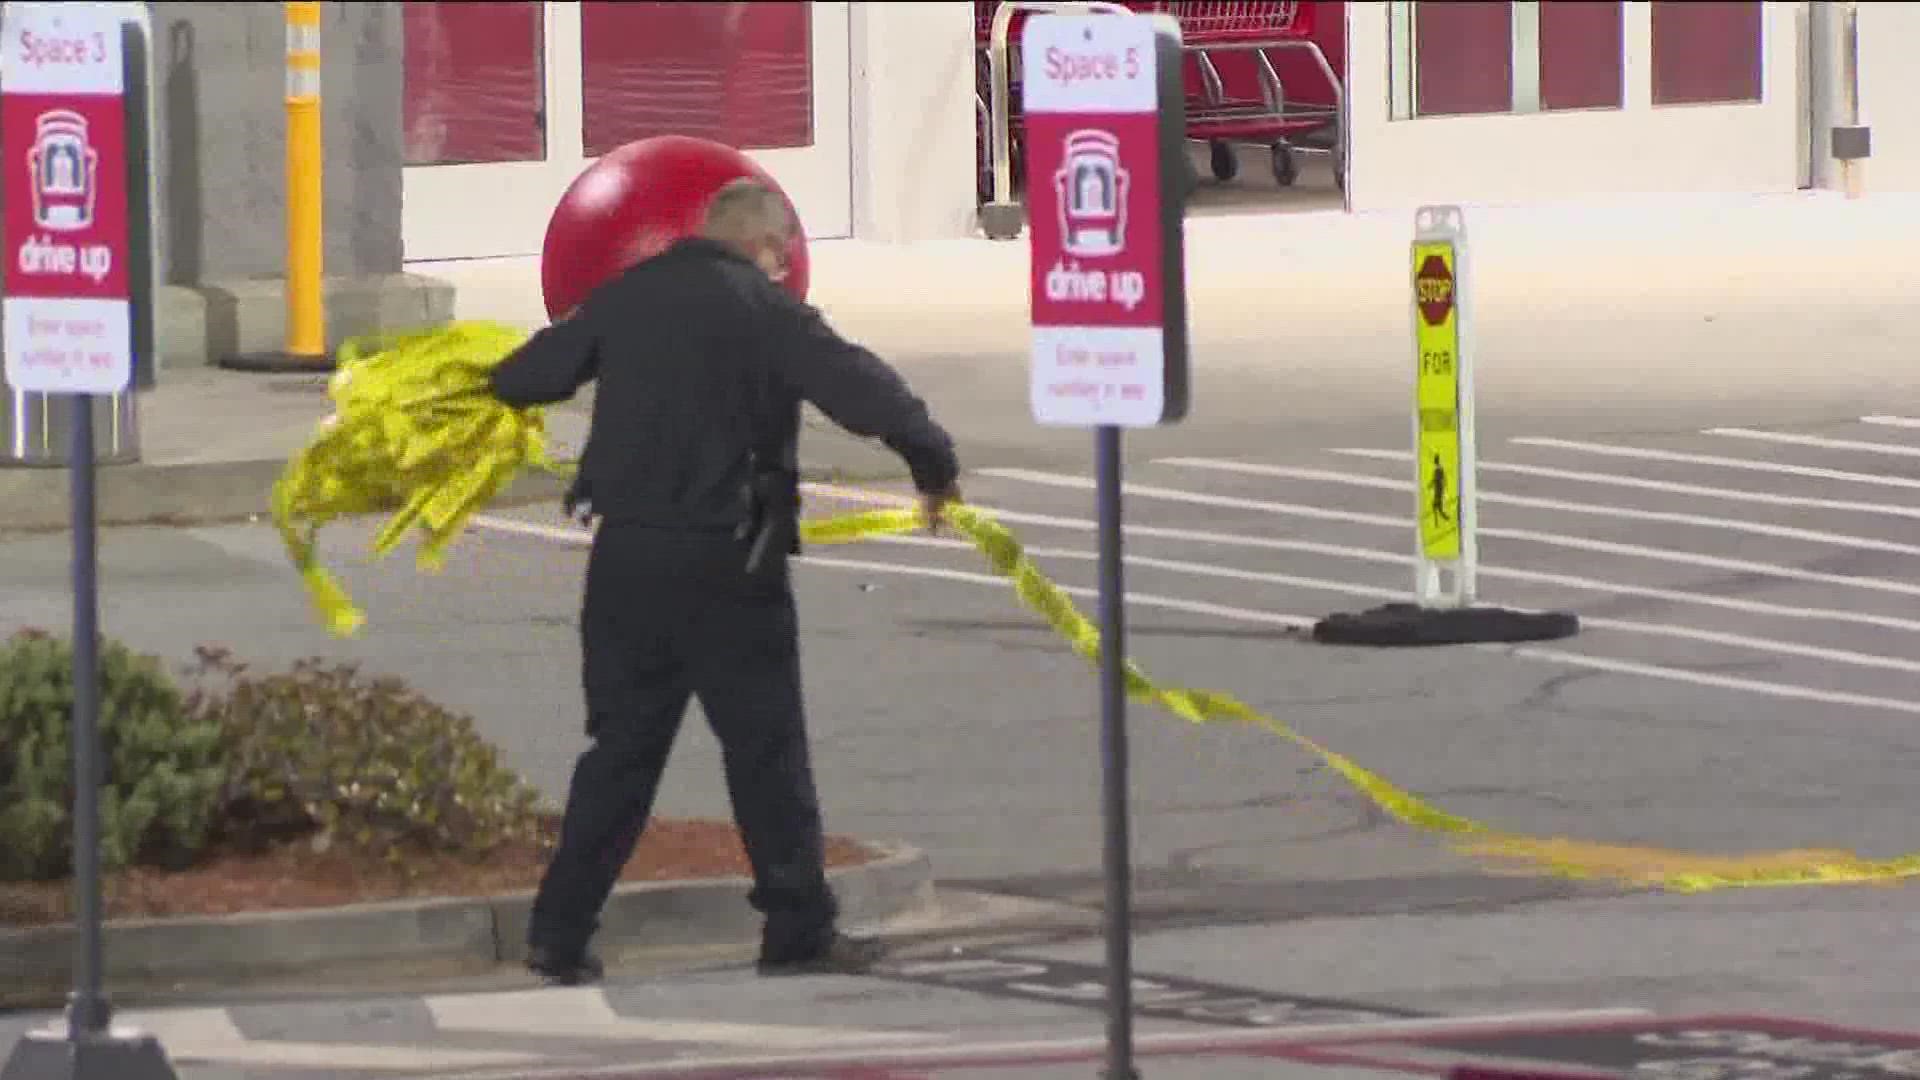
[0,841,933,1009]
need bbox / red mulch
[0,817,877,927]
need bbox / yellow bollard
[285,0,325,357]
[220,2,332,371]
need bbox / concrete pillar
[148,1,449,367]
[848,1,979,242]
[1808,1,1884,196]
[1806,0,1847,193]
[154,1,402,281]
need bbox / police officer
[489,178,963,986]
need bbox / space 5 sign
[1023,13,1188,428]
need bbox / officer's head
[701,178,797,283]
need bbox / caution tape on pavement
[272,321,1920,896]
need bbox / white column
[848,1,979,242]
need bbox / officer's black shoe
[756,933,888,977]
[527,946,604,986]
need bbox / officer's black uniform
[489,236,960,982]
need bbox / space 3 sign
[0,1,138,395]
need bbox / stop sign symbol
[1416,254,1454,326]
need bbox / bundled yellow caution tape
[270,320,574,637]
[272,322,1920,895]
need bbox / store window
[402,1,546,166]
[1540,2,1624,111]
[579,1,813,159]
[1412,1,1511,117]
[1651,1,1762,105]
[1391,1,1624,119]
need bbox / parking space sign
[1,1,135,396]
[1022,12,1189,429]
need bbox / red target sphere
[539,135,810,322]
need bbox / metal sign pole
[1020,10,1188,1077]
[1,4,179,1074]
[1093,421,1136,1080]
[67,394,107,1039]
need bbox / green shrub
[0,629,229,883]
[184,647,544,863]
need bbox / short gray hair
[700,178,793,247]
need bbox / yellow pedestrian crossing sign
[1413,242,1461,562]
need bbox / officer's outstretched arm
[772,299,960,495]
[490,311,601,407]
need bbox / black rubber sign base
[1313,602,1580,648]
[1,1028,181,1080]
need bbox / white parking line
[1862,416,1920,430]
[871,532,1920,678]
[1151,458,1920,558]
[806,492,1920,637]
[425,987,934,1049]
[1706,427,1920,459]
[470,514,1920,718]
[972,469,1920,600]
[1328,447,1920,521]
[1508,437,1920,491]
[469,514,1312,632]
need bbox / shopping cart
[1130,1,1344,189]
[974,1,1343,201]
[974,0,1031,202]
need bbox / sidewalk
[0,940,1657,1080]
[6,189,1920,531]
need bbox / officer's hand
[920,485,962,534]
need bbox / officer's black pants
[527,522,837,962]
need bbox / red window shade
[1651,1,1763,105]
[580,1,813,160]
[403,1,546,166]
[1540,1,1623,111]
[1415,1,1513,117]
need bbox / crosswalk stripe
[66,1008,541,1070]
[1152,458,1920,558]
[423,986,937,1049]
[1706,427,1920,458]
[422,1009,1658,1080]
[872,533,1920,677]
[969,470,1920,600]
[1508,437,1920,490]
[1328,447,1920,520]
[420,1006,1651,1068]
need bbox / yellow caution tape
[272,322,1920,895]
[270,320,573,637]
